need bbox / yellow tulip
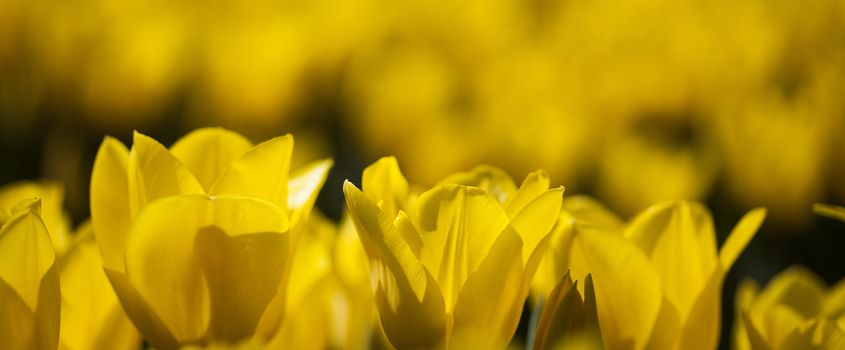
[733,266,845,350]
[343,157,563,348]
[532,271,603,350]
[268,211,374,350]
[549,200,765,350]
[89,127,332,348]
[0,198,61,350]
[0,181,71,254]
[58,222,140,350]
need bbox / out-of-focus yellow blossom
[596,121,717,216]
[814,204,845,223]
[548,199,766,349]
[0,198,61,350]
[268,211,374,350]
[532,271,602,350]
[344,157,563,348]
[59,222,140,350]
[0,181,71,254]
[89,127,332,348]
[733,266,845,350]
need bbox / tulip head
[89,128,332,348]
[544,199,765,350]
[343,157,562,348]
[733,266,845,350]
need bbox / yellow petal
[813,203,845,222]
[0,278,35,350]
[742,312,772,350]
[414,184,510,309]
[104,269,179,349]
[210,135,293,212]
[436,165,517,203]
[59,227,140,350]
[719,208,767,272]
[733,280,760,350]
[625,201,718,319]
[362,156,409,217]
[195,226,290,342]
[823,279,845,317]
[287,158,333,234]
[124,195,289,343]
[0,209,60,350]
[90,136,132,271]
[128,131,204,217]
[170,128,253,191]
[452,228,524,348]
[569,223,662,350]
[504,170,550,218]
[510,187,563,265]
[343,181,446,348]
[677,268,723,350]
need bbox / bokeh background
[1,0,844,347]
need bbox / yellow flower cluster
[2,0,845,229]
[0,128,843,349]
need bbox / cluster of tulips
[1,128,844,350]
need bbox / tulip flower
[89,127,332,348]
[59,222,140,350]
[733,266,845,350]
[343,157,563,348]
[532,271,602,350]
[549,200,765,350]
[0,198,60,350]
[0,181,71,254]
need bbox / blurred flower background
[1,0,844,347]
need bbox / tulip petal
[625,201,718,318]
[362,156,409,217]
[59,232,140,350]
[288,158,333,233]
[210,135,293,212]
[195,225,290,342]
[719,208,767,272]
[741,312,772,350]
[124,195,288,343]
[0,209,60,350]
[678,268,723,350]
[533,271,604,350]
[510,187,563,265]
[0,181,70,254]
[128,131,204,216]
[104,269,179,349]
[452,228,524,348]
[505,170,550,217]
[732,280,760,350]
[561,196,624,229]
[569,223,662,350]
[91,137,133,271]
[0,210,55,310]
[170,128,253,191]
[414,184,510,307]
[344,181,446,348]
[0,278,35,350]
